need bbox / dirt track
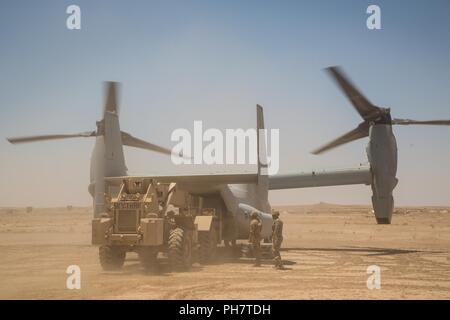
[1,204,450,299]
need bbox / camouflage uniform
[272,212,284,269]
[249,212,262,266]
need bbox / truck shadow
[101,249,296,276]
[136,260,205,276]
[102,257,205,276]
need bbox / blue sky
[0,0,450,207]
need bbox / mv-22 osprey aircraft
[7,66,450,271]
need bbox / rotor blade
[7,131,96,144]
[104,81,120,116]
[392,118,450,126]
[312,122,370,155]
[121,131,176,157]
[326,66,381,121]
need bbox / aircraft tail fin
[256,105,270,208]
[256,104,267,176]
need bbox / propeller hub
[372,107,392,125]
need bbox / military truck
[92,178,219,271]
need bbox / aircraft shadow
[210,248,297,266]
[281,246,443,256]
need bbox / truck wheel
[198,228,217,264]
[99,245,126,271]
[168,228,192,271]
[138,249,158,271]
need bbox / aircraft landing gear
[198,227,218,264]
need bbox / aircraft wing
[105,173,257,185]
[268,166,371,190]
[105,167,371,190]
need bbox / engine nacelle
[366,124,398,224]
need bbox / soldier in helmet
[271,210,284,269]
[249,211,262,267]
[166,209,177,229]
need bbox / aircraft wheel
[168,227,192,271]
[99,245,126,271]
[198,228,217,264]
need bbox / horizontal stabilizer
[269,166,371,190]
[105,173,258,185]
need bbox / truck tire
[99,245,126,271]
[138,249,158,271]
[168,227,192,271]
[198,228,217,264]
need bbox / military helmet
[272,210,280,218]
[250,211,258,219]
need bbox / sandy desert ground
[1,204,450,300]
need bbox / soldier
[271,211,284,270]
[249,211,262,267]
[166,209,177,229]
